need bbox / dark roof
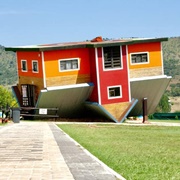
[5,37,168,52]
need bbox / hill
[162,37,180,112]
[163,37,180,82]
[0,46,17,87]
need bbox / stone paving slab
[0,122,74,180]
[49,123,124,180]
[0,122,125,180]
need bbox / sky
[1,0,180,46]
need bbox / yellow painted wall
[103,102,130,122]
[43,48,91,86]
[128,42,162,69]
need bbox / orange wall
[44,48,90,78]
[128,42,162,69]
[17,51,43,78]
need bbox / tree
[0,86,16,108]
[155,93,171,113]
[171,87,180,97]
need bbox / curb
[55,123,126,180]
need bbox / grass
[58,124,180,180]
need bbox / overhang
[5,37,168,52]
[36,83,94,118]
[84,102,118,123]
[88,37,168,48]
[129,75,171,116]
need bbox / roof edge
[5,37,168,52]
[92,37,168,48]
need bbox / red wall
[89,48,98,102]
[96,46,130,105]
[17,51,43,78]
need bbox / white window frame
[130,52,149,65]
[59,58,80,72]
[32,60,39,73]
[107,85,122,99]
[102,46,123,71]
[21,60,27,72]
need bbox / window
[59,58,79,71]
[103,46,122,69]
[21,60,27,72]
[21,84,36,107]
[131,52,149,64]
[22,85,28,106]
[32,60,39,73]
[108,86,122,99]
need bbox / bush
[148,114,154,119]
[155,93,171,113]
[0,85,16,108]
[171,87,180,97]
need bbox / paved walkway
[0,122,123,180]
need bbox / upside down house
[5,36,171,122]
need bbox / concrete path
[0,122,123,180]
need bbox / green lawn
[58,124,180,180]
[149,119,180,123]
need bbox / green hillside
[162,37,180,97]
[163,37,180,78]
[0,46,17,87]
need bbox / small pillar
[142,98,148,123]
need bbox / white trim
[107,85,122,99]
[126,45,131,102]
[21,60,28,72]
[130,75,171,82]
[160,42,164,75]
[95,48,101,105]
[16,53,19,77]
[130,51,149,65]
[102,46,123,71]
[32,60,39,73]
[120,46,124,70]
[41,51,46,88]
[45,83,92,91]
[58,58,80,72]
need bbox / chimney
[91,36,103,42]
